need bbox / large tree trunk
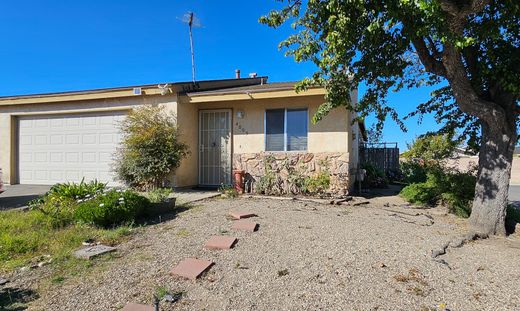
[469,121,517,236]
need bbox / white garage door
[18,111,126,185]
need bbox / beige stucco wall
[0,90,358,190]
[0,94,179,185]
[175,93,358,191]
[446,156,520,185]
[173,99,199,187]
[191,94,352,154]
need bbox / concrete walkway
[0,184,50,210]
[174,188,220,205]
[0,184,218,210]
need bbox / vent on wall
[133,87,142,95]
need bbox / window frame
[264,108,309,152]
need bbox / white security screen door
[199,109,232,186]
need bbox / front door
[199,109,232,186]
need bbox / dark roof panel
[187,81,300,96]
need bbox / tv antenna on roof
[179,12,202,83]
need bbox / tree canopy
[260,0,519,149]
[261,0,519,236]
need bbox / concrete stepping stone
[170,258,213,280]
[122,303,154,311]
[204,236,238,250]
[73,245,116,260]
[232,220,259,232]
[229,211,257,220]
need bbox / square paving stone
[170,258,213,280]
[232,220,259,232]
[73,245,116,260]
[204,236,238,250]
[122,303,155,311]
[229,211,257,220]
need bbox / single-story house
[0,75,365,194]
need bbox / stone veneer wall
[233,152,351,195]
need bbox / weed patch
[0,209,135,273]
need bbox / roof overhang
[184,87,326,103]
[0,77,268,106]
[0,86,166,106]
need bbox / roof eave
[185,87,326,103]
[0,77,268,106]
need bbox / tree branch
[461,45,482,93]
[411,37,447,77]
[439,0,490,17]
[442,43,507,130]
[426,36,441,58]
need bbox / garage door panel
[34,135,47,145]
[34,152,47,162]
[18,112,125,186]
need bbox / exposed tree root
[433,258,452,270]
[431,232,489,259]
[383,209,435,226]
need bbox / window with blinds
[265,108,308,151]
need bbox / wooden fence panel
[359,143,400,173]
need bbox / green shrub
[400,161,428,184]
[399,133,478,218]
[400,167,476,216]
[303,171,331,195]
[507,204,520,224]
[30,197,77,228]
[74,189,150,228]
[441,192,472,218]
[29,180,107,227]
[114,106,189,190]
[46,179,107,200]
[401,133,458,162]
[146,188,172,203]
[218,184,239,198]
[400,182,438,205]
[255,157,281,195]
[362,163,388,188]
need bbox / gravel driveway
[23,196,520,310]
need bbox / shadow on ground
[0,286,39,311]
[356,184,403,199]
[0,185,51,211]
[139,203,195,225]
[0,195,40,211]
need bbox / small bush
[303,171,331,195]
[46,179,107,200]
[400,182,438,205]
[255,158,281,195]
[30,197,77,228]
[400,166,476,216]
[400,161,428,184]
[219,184,239,198]
[114,106,189,190]
[74,189,150,228]
[146,188,172,203]
[362,163,388,188]
[441,192,471,218]
[399,133,478,218]
[507,204,520,224]
[29,179,107,227]
[401,133,458,162]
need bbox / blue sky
[0,0,442,150]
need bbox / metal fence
[359,142,400,173]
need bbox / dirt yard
[5,194,520,311]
